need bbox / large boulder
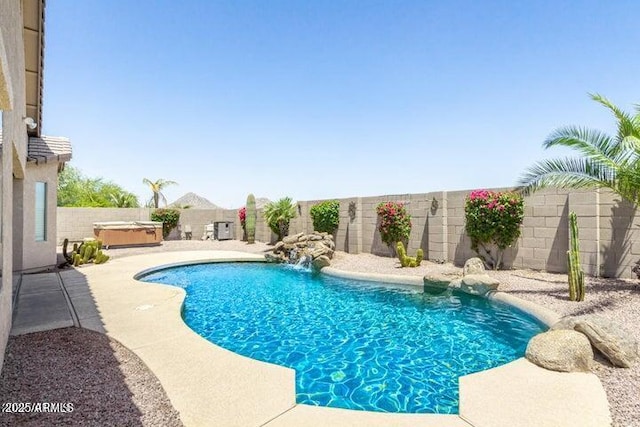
[312,255,331,270]
[423,273,451,290]
[526,330,593,372]
[266,232,337,269]
[282,233,303,244]
[265,253,285,263]
[463,257,486,276]
[459,274,499,296]
[552,315,639,368]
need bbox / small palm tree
[517,94,640,204]
[110,192,139,208]
[263,197,297,241]
[142,178,177,208]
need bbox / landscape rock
[282,233,303,244]
[267,232,337,270]
[459,274,499,296]
[312,255,331,270]
[423,273,451,290]
[448,278,463,290]
[526,330,593,372]
[553,315,638,368]
[264,253,284,263]
[463,257,486,276]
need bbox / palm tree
[517,94,640,205]
[110,192,139,208]
[263,197,297,241]
[142,178,178,208]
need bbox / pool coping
[63,251,612,427]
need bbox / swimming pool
[140,262,544,414]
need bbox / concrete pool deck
[11,251,612,426]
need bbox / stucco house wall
[1,0,67,372]
[16,161,60,270]
[0,0,29,374]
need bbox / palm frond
[522,94,640,205]
[517,157,616,196]
[543,126,627,165]
[590,93,640,142]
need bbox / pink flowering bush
[465,190,524,269]
[238,206,246,228]
[238,206,247,240]
[376,202,412,247]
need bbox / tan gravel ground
[0,328,182,427]
[2,240,638,426]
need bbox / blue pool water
[140,263,544,414]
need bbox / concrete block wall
[57,207,153,243]
[56,186,640,279]
[598,190,638,278]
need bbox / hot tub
[93,221,163,248]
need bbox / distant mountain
[255,197,271,209]
[170,192,220,209]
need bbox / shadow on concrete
[2,254,182,426]
[58,267,106,333]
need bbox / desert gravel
[0,328,182,427]
[2,240,638,426]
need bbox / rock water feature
[265,232,335,271]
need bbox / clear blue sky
[42,0,640,208]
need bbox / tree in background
[518,94,640,205]
[109,192,139,208]
[143,178,178,208]
[58,165,139,207]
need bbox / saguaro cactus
[567,211,585,301]
[246,193,257,244]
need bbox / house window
[35,182,47,241]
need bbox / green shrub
[376,202,412,247]
[310,200,340,234]
[464,189,524,270]
[151,208,181,238]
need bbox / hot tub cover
[93,221,162,230]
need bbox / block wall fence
[57,187,640,279]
